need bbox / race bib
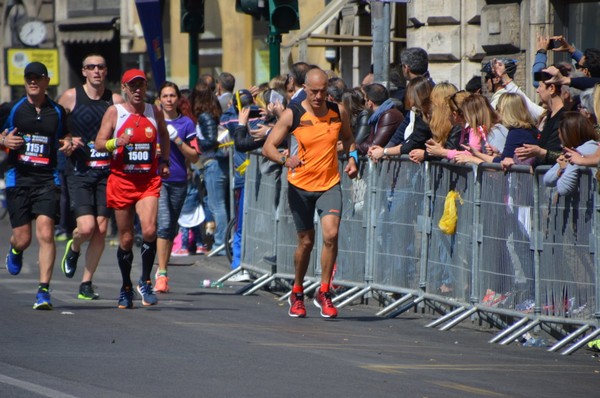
[123,142,153,173]
[86,141,111,169]
[18,133,51,166]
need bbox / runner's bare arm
[57,88,76,114]
[262,107,293,163]
[94,105,118,152]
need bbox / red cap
[121,69,147,84]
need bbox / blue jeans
[203,158,229,247]
[232,187,244,269]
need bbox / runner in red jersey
[95,69,170,309]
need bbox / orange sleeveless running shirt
[288,103,342,192]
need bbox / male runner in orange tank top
[263,68,358,318]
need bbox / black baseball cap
[24,62,48,77]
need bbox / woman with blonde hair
[409,82,462,163]
[427,93,500,161]
[465,93,540,167]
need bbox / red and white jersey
[110,103,158,177]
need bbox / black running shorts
[7,184,61,228]
[287,183,342,232]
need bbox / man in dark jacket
[357,83,404,155]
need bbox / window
[67,0,120,18]
[552,1,600,62]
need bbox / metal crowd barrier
[235,152,600,354]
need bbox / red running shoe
[288,292,306,318]
[314,290,338,318]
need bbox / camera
[548,39,561,49]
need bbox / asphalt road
[0,216,599,397]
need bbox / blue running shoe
[137,280,158,306]
[33,288,52,310]
[118,286,134,309]
[6,246,23,275]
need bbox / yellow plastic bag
[438,190,463,235]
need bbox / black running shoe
[61,239,79,279]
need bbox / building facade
[0,1,597,104]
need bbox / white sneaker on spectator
[229,270,252,282]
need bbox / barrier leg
[548,324,590,352]
[376,293,415,317]
[386,296,425,318]
[560,328,600,355]
[331,286,361,304]
[489,317,530,343]
[439,307,478,331]
[425,306,467,328]
[208,243,226,257]
[242,274,276,296]
[499,319,541,345]
[217,267,242,283]
[336,286,372,309]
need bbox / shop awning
[57,16,119,44]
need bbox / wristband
[105,138,117,152]
[349,150,359,166]
[0,136,5,147]
[537,49,547,55]
[160,158,170,167]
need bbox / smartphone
[248,107,262,119]
[533,71,552,82]
[548,39,558,49]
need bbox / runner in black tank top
[68,85,114,175]
[58,54,124,301]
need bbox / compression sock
[140,240,157,282]
[117,247,134,287]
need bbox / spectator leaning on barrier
[368,76,433,161]
[408,82,461,164]
[543,112,599,196]
[461,93,540,170]
[342,88,370,145]
[357,83,404,155]
[222,88,269,282]
[514,70,565,165]
[190,82,228,257]
[427,94,499,163]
